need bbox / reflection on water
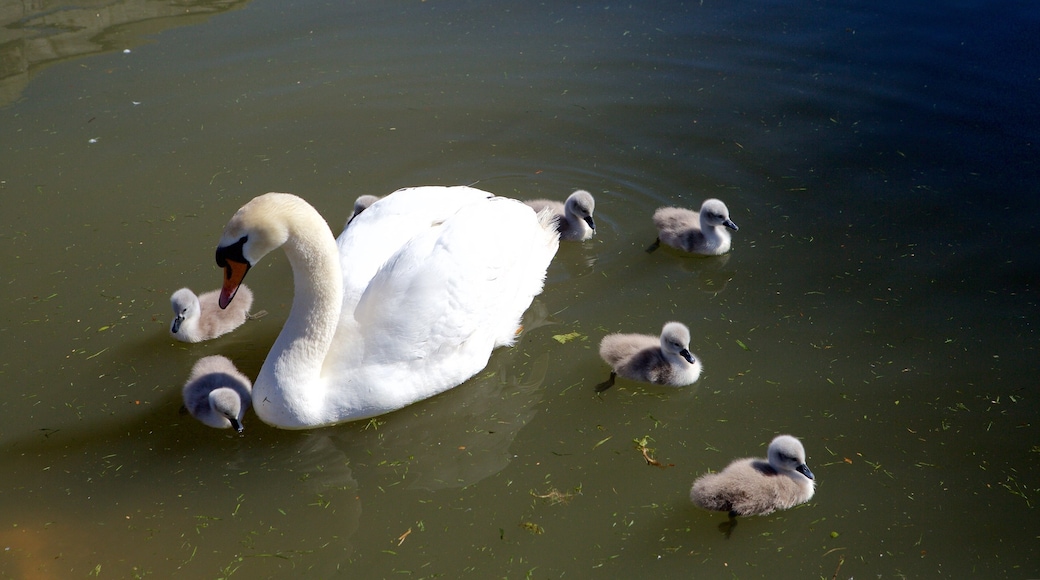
[0,0,250,107]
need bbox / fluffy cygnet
[344,194,381,228]
[524,189,596,241]
[690,434,816,517]
[182,355,253,432]
[596,321,702,392]
[169,284,253,343]
[649,198,738,255]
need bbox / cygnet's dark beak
[584,216,596,231]
[724,218,739,231]
[171,315,185,333]
[796,463,814,480]
[229,418,244,433]
[680,349,696,364]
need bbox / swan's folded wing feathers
[353,198,552,380]
[337,186,493,312]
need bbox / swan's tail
[534,207,562,240]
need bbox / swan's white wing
[336,186,493,312]
[345,197,557,409]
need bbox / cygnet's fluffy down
[596,321,702,391]
[344,194,381,228]
[182,355,253,432]
[169,284,253,342]
[690,435,816,517]
[651,198,738,255]
[524,189,596,241]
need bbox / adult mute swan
[214,186,559,429]
[595,321,702,392]
[523,189,597,241]
[690,434,815,517]
[169,285,253,342]
[648,198,738,255]
[182,355,253,432]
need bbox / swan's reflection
[333,351,550,492]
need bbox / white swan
[523,190,597,241]
[214,186,559,429]
[169,285,253,342]
[595,321,702,392]
[690,434,815,517]
[649,198,738,255]
[182,355,253,432]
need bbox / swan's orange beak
[219,259,250,309]
[216,236,251,309]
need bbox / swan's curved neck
[254,206,343,427]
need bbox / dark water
[1,0,1037,577]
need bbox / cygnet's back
[652,198,738,255]
[524,189,596,241]
[690,434,815,516]
[169,284,253,342]
[182,355,253,432]
[599,321,702,387]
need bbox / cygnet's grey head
[660,321,696,364]
[768,435,813,480]
[170,288,200,333]
[700,198,738,231]
[565,190,596,231]
[346,195,381,226]
[209,387,246,433]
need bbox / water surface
[1,0,1037,577]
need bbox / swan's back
[336,186,494,311]
[325,187,559,413]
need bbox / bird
[169,285,253,342]
[648,198,738,255]
[690,434,816,518]
[213,186,559,429]
[595,321,702,392]
[344,194,381,228]
[524,189,596,241]
[182,355,253,432]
